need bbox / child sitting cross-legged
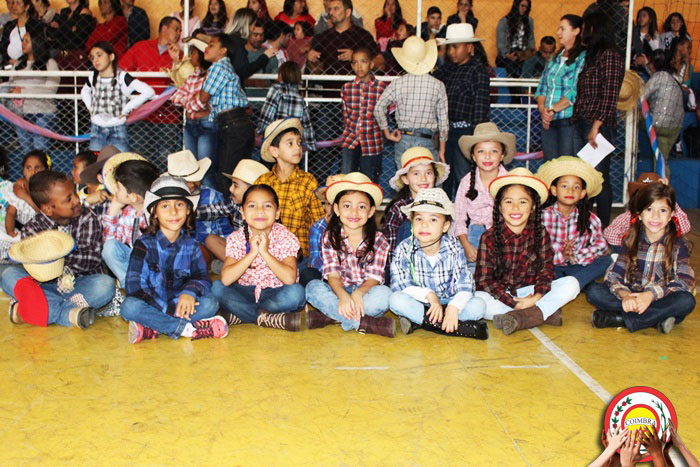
[389,188,488,339]
[121,176,228,343]
[2,170,115,329]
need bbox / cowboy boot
[306,304,338,329]
[492,313,509,329]
[358,315,395,338]
[217,308,243,326]
[257,309,301,331]
[544,309,563,326]
[500,306,545,335]
[420,316,490,340]
[398,317,421,335]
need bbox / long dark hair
[505,0,531,47]
[16,0,37,19]
[89,41,120,87]
[283,0,308,17]
[103,0,123,17]
[542,176,592,237]
[636,7,658,37]
[663,12,688,39]
[203,0,228,29]
[386,161,439,213]
[581,11,617,64]
[668,36,691,73]
[624,183,678,284]
[560,14,584,66]
[240,184,281,249]
[325,189,378,267]
[463,143,506,229]
[379,0,404,31]
[146,199,197,235]
[490,184,545,280]
[16,24,50,71]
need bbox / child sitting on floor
[299,175,339,286]
[389,188,488,339]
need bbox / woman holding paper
[572,11,624,227]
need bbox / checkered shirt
[322,229,389,288]
[572,49,625,127]
[606,231,695,300]
[308,217,328,271]
[202,56,247,122]
[257,83,317,151]
[171,71,207,115]
[195,197,243,232]
[603,206,691,247]
[433,58,490,124]
[91,74,128,118]
[195,187,233,244]
[542,205,609,267]
[255,167,324,257]
[534,50,587,120]
[341,75,388,157]
[102,204,148,246]
[379,196,411,253]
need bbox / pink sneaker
[191,316,229,340]
[128,321,159,344]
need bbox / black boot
[399,317,421,334]
[420,312,489,340]
[591,309,624,328]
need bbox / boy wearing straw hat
[1,171,116,328]
[433,23,490,197]
[374,35,449,169]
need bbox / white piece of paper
[576,133,615,168]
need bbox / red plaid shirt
[542,205,609,266]
[572,49,624,127]
[171,71,207,115]
[604,204,690,247]
[475,220,554,307]
[102,204,149,246]
[322,229,389,287]
[341,75,388,157]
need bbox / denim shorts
[89,123,129,152]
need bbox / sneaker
[306,306,337,329]
[191,316,229,340]
[128,321,159,344]
[358,315,395,338]
[657,317,675,334]
[97,286,124,318]
[399,317,420,335]
[591,309,624,329]
[257,310,301,331]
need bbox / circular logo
[604,387,677,462]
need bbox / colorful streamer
[639,96,665,178]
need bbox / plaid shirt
[605,231,695,300]
[322,229,389,287]
[475,220,555,307]
[603,206,691,247]
[308,217,327,271]
[257,83,316,151]
[374,74,449,142]
[433,58,490,124]
[535,50,587,120]
[391,234,474,299]
[22,209,103,277]
[341,75,388,156]
[102,204,148,246]
[255,167,324,257]
[202,57,246,122]
[195,187,233,244]
[542,205,609,266]
[454,166,508,237]
[195,197,243,232]
[171,71,207,115]
[126,230,211,314]
[380,196,411,253]
[572,49,625,127]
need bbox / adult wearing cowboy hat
[433,22,489,197]
[374,34,449,170]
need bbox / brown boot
[68,307,95,330]
[217,308,243,326]
[492,313,511,329]
[358,315,395,338]
[257,310,301,331]
[544,309,563,326]
[501,306,544,335]
[306,305,338,329]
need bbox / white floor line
[500,365,550,369]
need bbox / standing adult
[535,14,586,161]
[572,12,624,227]
[274,0,315,28]
[225,7,277,80]
[120,16,183,164]
[121,0,150,49]
[314,0,363,35]
[583,0,627,55]
[48,0,96,65]
[496,0,535,78]
[446,0,478,31]
[374,0,404,41]
[0,0,40,66]
[86,0,128,58]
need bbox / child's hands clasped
[514,294,539,310]
[175,293,198,319]
[621,291,654,314]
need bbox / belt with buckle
[399,129,434,139]
[450,121,473,129]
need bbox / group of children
[1,110,695,343]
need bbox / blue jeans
[211,282,306,323]
[394,128,437,170]
[120,293,219,338]
[541,118,575,161]
[444,126,473,198]
[555,255,613,290]
[475,276,580,320]
[466,223,486,273]
[389,291,486,324]
[586,283,695,332]
[1,266,115,326]
[101,239,132,286]
[573,119,614,226]
[184,118,219,189]
[15,112,54,154]
[341,146,382,181]
[89,123,129,152]
[305,279,391,331]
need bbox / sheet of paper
[576,133,615,168]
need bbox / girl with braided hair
[536,156,612,290]
[474,168,580,335]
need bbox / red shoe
[191,316,229,340]
[128,321,159,344]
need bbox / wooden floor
[0,228,698,465]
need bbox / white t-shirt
[7,25,25,60]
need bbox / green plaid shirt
[535,50,586,120]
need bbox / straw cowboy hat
[170,33,211,87]
[617,70,643,112]
[314,174,343,201]
[628,172,662,198]
[390,147,450,191]
[438,23,483,45]
[488,167,549,203]
[391,36,438,75]
[101,152,146,194]
[458,122,517,165]
[325,172,384,207]
[79,145,119,185]
[167,150,211,182]
[144,175,200,213]
[224,159,270,185]
[400,187,456,220]
[260,117,303,163]
[9,230,75,282]
[536,155,604,198]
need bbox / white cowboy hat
[536,156,604,198]
[438,23,483,45]
[400,188,456,219]
[390,147,449,191]
[391,36,438,75]
[167,150,212,182]
[144,176,200,213]
[488,167,550,203]
[260,118,303,163]
[325,172,384,207]
[9,230,75,282]
[224,159,270,185]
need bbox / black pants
[217,108,254,192]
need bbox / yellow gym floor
[1,231,699,465]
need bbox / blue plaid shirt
[125,230,211,314]
[257,83,316,150]
[390,234,474,300]
[195,197,243,232]
[308,217,327,271]
[202,57,247,122]
[195,186,233,243]
[535,50,586,120]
